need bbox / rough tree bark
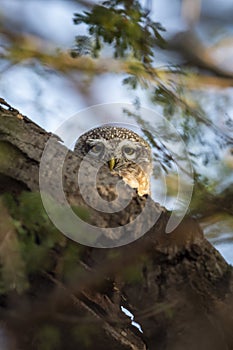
[0,99,232,350]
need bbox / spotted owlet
[74,125,152,196]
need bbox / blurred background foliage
[0,1,232,268]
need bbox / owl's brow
[117,140,146,149]
[86,138,108,145]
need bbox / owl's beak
[108,157,116,171]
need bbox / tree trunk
[0,99,232,350]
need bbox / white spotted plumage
[74,126,152,196]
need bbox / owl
[74,125,152,196]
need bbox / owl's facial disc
[108,141,139,171]
[86,138,149,173]
[75,126,152,196]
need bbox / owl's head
[74,126,152,196]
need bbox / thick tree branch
[0,100,233,350]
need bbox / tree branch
[0,100,233,350]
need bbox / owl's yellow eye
[90,143,104,154]
[123,146,135,156]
